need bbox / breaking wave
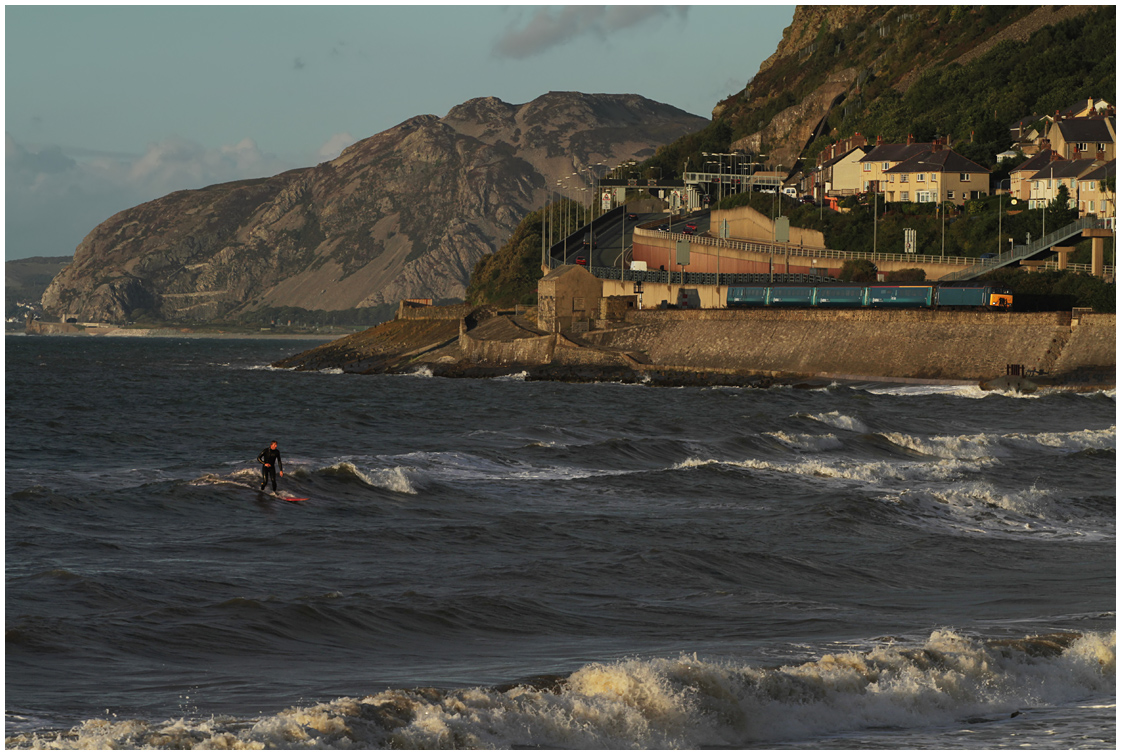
[8,631,1112,749]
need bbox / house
[811,144,872,200]
[1075,160,1115,218]
[855,136,935,194]
[1027,158,1101,210]
[1044,114,1115,161]
[1008,149,1059,202]
[882,146,991,206]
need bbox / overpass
[939,216,1115,281]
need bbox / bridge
[940,216,1115,281]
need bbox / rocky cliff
[41,93,706,324]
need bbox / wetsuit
[257,446,283,491]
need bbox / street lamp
[998,178,1011,258]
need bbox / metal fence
[591,267,833,286]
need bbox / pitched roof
[818,145,871,171]
[885,149,990,174]
[1010,150,1058,174]
[1029,159,1101,181]
[1079,160,1115,182]
[860,143,933,163]
[1055,117,1115,143]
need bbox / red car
[574,255,588,266]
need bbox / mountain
[645,5,1109,181]
[5,256,69,320]
[40,93,706,324]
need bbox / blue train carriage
[766,286,815,306]
[935,284,1013,310]
[865,285,935,307]
[726,286,769,307]
[811,284,866,307]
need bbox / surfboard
[280,497,309,503]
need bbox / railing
[632,227,979,268]
[939,216,1115,281]
[592,266,833,286]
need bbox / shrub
[884,267,927,282]
[839,259,878,282]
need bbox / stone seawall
[582,309,1114,381]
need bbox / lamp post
[998,178,1010,258]
[918,159,946,261]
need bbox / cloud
[317,133,355,161]
[493,5,688,59]
[5,134,295,259]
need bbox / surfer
[257,441,284,492]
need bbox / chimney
[933,137,941,152]
[907,133,914,145]
[877,135,883,146]
[1040,138,1051,152]
[1098,150,1106,161]
[1050,150,1063,162]
[1073,145,1081,159]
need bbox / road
[555,210,713,271]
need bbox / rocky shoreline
[273,306,1115,393]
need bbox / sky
[5,4,795,261]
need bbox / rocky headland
[39,93,706,325]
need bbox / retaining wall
[583,309,1108,380]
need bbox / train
[726,283,1013,310]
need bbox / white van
[630,261,648,271]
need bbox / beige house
[536,265,602,333]
[854,138,935,194]
[1008,149,1059,202]
[1044,114,1115,162]
[1076,160,1116,218]
[1027,158,1101,210]
[882,147,990,206]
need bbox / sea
[4,335,1115,749]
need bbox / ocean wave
[763,431,845,453]
[883,426,1115,460]
[675,455,989,485]
[8,631,1112,749]
[802,411,870,433]
[318,462,417,495]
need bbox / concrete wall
[1053,313,1116,372]
[582,309,1103,380]
[710,205,825,247]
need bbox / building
[855,137,935,194]
[1008,149,1058,202]
[882,147,991,206]
[1044,114,1115,161]
[1076,160,1116,218]
[1027,158,1101,210]
[536,265,602,333]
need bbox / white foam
[764,431,845,452]
[676,455,989,485]
[803,411,870,433]
[10,631,1111,749]
[885,426,1115,459]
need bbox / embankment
[274,305,1115,389]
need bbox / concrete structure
[537,264,604,333]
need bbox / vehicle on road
[574,255,588,266]
[626,213,638,220]
[684,221,697,232]
[657,224,670,232]
[582,233,597,249]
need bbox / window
[1090,181,1097,190]
[900,191,909,201]
[947,191,955,199]
[917,173,925,182]
[900,174,909,183]
[960,173,971,182]
[1090,201,1096,212]
[882,162,890,170]
[863,162,871,172]
[930,172,937,182]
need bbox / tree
[839,259,878,282]
[884,267,927,282]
